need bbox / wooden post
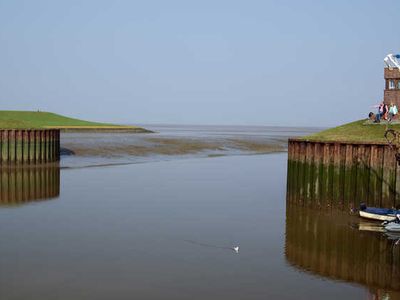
[355,145,367,207]
[292,141,300,205]
[331,143,341,208]
[9,130,15,163]
[313,143,322,206]
[16,130,23,163]
[376,146,384,207]
[369,145,378,207]
[338,144,346,208]
[299,142,307,205]
[304,142,313,206]
[321,143,331,208]
[2,130,8,164]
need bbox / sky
[0,0,399,127]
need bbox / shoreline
[52,126,153,133]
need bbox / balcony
[384,67,400,79]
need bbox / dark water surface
[286,205,400,300]
[1,153,391,300]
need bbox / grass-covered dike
[0,111,151,132]
[303,119,399,143]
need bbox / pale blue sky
[0,0,398,127]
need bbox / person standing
[378,102,384,120]
[383,102,389,120]
[388,103,398,121]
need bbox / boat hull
[359,210,396,221]
[385,223,400,232]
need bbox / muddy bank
[59,125,316,168]
[62,136,286,157]
[227,138,287,153]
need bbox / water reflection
[285,204,400,299]
[0,165,60,206]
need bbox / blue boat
[359,203,400,221]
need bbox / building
[384,67,400,106]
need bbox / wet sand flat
[60,125,319,168]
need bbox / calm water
[0,126,398,299]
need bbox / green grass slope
[0,111,150,132]
[303,119,399,143]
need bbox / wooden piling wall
[0,129,60,165]
[287,139,399,210]
[0,165,60,205]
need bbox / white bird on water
[233,246,239,253]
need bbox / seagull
[233,246,239,253]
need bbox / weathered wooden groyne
[285,205,400,297]
[0,129,60,165]
[0,165,60,206]
[287,138,400,210]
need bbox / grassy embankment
[303,119,400,143]
[0,111,151,132]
